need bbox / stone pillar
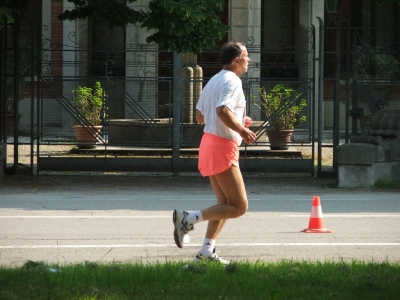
[181,66,193,123]
[41,0,51,76]
[62,0,75,78]
[126,0,158,119]
[180,53,198,123]
[230,0,261,78]
[193,65,203,122]
[299,0,325,130]
[76,19,88,77]
[230,0,261,121]
[62,0,76,133]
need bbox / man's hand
[240,127,257,144]
[244,116,252,128]
[216,106,256,144]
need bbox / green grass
[0,260,399,299]
[375,178,400,189]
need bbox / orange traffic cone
[302,196,331,233]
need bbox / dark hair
[220,41,245,65]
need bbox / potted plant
[72,81,107,149]
[257,84,307,150]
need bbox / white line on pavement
[0,214,398,218]
[0,198,379,202]
[0,216,171,218]
[283,214,400,217]
[0,243,399,249]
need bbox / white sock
[186,210,203,225]
[200,238,216,257]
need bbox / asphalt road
[0,174,399,266]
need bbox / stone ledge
[338,138,400,165]
[338,162,400,188]
[337,139,400,188]
[377,139,400,162]
[337,143,377,165]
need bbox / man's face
[236,47,251,75]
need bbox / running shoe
[194,249,229,265]
[173,210,193,248]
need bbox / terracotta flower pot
[73,125,102,149]
[266,129,293,150]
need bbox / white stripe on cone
[311,205,323,218]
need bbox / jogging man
[173,41,256,264]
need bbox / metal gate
[0,17,39,175]
[344,27,400,136]
[321,19,400,178]
[2,19,319,175]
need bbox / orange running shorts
[198,133,239,177]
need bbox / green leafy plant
[58,0,229,54]
[0,10,14,24]
[257,84,307,130]
[72,81,107,125]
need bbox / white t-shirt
[196,70,246,146]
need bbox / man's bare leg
[202,165,248,240]
[205,176,227,240]
[173,165,248,250]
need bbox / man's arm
[216,106,256,144]
[196,110,205,124]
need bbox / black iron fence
[2,19,321,175]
